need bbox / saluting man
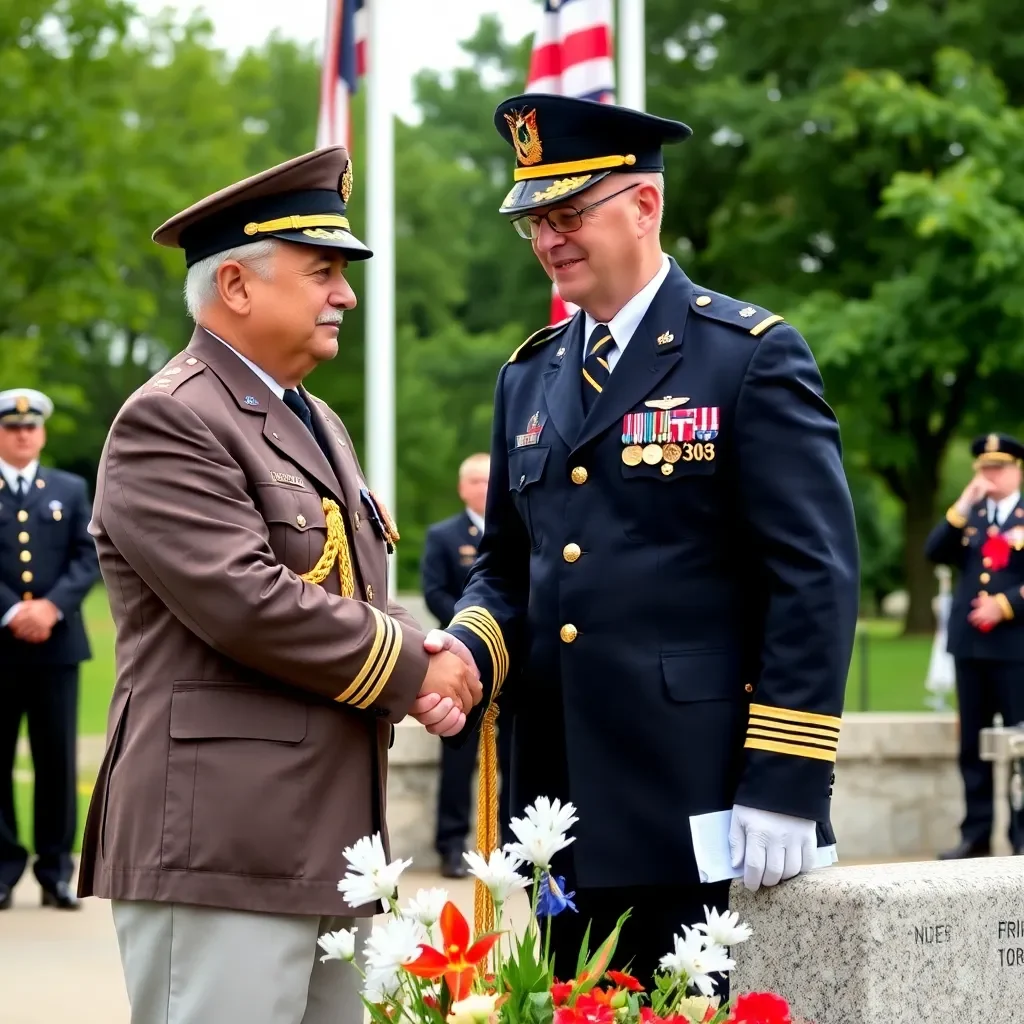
[926,433,1024,859]
[428,95,860,982]
[0,388,99,911]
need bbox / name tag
[271,471,305,488]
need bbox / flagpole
[617,0,645,111]
[365,0,397,593]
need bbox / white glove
[728,804,817,891]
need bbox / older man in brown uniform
[78,148,479,1024]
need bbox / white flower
[337,833,413,907]
[363,966,402,1004]
[448,993,501,1024]
[463,849,531,903]
[402,887,449,927]
[695,905,753,947]
[505,797,578,869]
[364,914,427,975]
[317,926,357,963]
[659,926,735,998]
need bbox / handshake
[410,629,482,737]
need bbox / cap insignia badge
[986,433,1000,452]
[505,107,543,166]
[15,396,29,414]
[340,160,354,203]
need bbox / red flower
[606,970,644,992]
[982,534,1012,572]
[555,994,614,1024]
[727,991,792,1024]
[551,982,574,1007]
[404,902,501,1001]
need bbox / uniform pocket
[256,482,330,576]
[507,446,550,548]
[661,648,739,702]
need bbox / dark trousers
[435,720,514,854]
[955,657,1024,848]
[0,665,79,890]
[546,879,732,988]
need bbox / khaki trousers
[112,901,364,1024]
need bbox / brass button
[167,367,182,375]
[980,590,990,598]
[35,479,44,489]
[21,571,32,583]
[661,464,674,476]
[562,543,581,563]
[22,592,32,600]
[18,532,29,543]
[981,573,991,584]
[571,466,588,485]
[186,357,198,365]
[53,510,61,521]
[296,514,306,527]
[366,584,374,601]
[744,683,754,693]
[19,551,31,563]
[559,623,578,644]
[17,510,28,523]
[695,295,712,307]
[983,557,993,568]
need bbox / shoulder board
[508,317,572,364]
[690,289,785,338]
[145,353,206,394]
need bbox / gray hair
[183,239,278,321]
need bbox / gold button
[559,623,578,644]
[661,464,674,476]
[695,295,712,306]
[744,683,754,693]
[562,543,581,563]
[980,590,990,598]
[981,573,991,584]
[21,571,32,583]
[19,551,31,563]
[22,592,32,600]
[167,367,182,375]
[983,557,993,568]
[296,514,306,527]
[18,532,29,543]
[186,357,198,365]
[53,510,61,521]
[571,466,588,485]
[17,510,28,523]
[35,479,44,489]
[366,584,374,601]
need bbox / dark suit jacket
[0,465,99,666]
[421,511,481,627]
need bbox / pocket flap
[256,483,324,531]
[508,445,550,492]
[661,649,739,702]
[169,685,307,742]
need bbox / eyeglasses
[510,183,641,240]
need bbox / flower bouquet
[319,797,802,1024]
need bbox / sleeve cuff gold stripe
[348,611,396,706]
[946,506,968,529]
[997,593,1014,621]
[745,737,837,763]
[335,607,389,705]
[747,726,837,751]
[355,621,403,708]
[748,716,839,741]
[748,702,841,730]
[450,607,509,687]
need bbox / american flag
[525,0,616,324]
[317,0,368,150]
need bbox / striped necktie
[582,324,614,415]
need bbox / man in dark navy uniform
[421,454,513,877]
[0,388,100,910]
[424,95,860,982]
[926,433,1024,859]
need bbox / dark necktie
[581,323,614,415]
[283,389,331,460]
[15,477,28,500]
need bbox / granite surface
[731,857,1024,1024]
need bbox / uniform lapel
[21,465,51,515]
[304,393,363,513]
[541,312,586,449]
[190,329,347,507]
[574,263,691,452]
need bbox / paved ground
[0,868,509,1024]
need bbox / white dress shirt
[207,332,286,399]
[583,253,672,372]
[988,490,1020,528]
[466,508,485,535]
[1,458,39,628]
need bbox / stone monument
[731,857,1024,1023]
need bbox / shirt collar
[466,507,485,533]
[584,253,671,355]
[990,491,1021,522]
[0,458,38,493]
[207,331,287,400]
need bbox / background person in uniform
[77,148,480,1024]
[0,388,99,912]
[421,453,513,877]
[926,433,1024,858]
[428,94,859,983]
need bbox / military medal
[663,443,682,464]
[642,443,663,465]
[621,445,643,466]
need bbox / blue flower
[536,872,577,918]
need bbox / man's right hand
[956,473,996,515]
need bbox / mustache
[316,310,345,326]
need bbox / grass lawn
[12,778,93,856]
